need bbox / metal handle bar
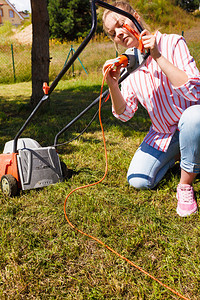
[53,69,133,146]
[13,0,144,153]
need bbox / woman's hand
[102,59,126,115]
[102,59,122,87]
[140,29,161,60]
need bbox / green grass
[188,41,200,70]
[0,76,200,299]
[0,4,200,297]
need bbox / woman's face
[104,12,140,49]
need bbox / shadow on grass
[0,84,150,153]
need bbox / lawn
[0,71,199,299]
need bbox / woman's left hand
[140,29,161,60]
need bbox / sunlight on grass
[0,7,200,299]
[0,74,200,299]
[0,82,31,98]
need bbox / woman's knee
[127,175,154,189]
[179,105,200,131]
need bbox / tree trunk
[31,0,49,107]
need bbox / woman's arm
[102,59,126,114]
[155,54,188,87]
[141,30,189,87]
[109,84,127,115]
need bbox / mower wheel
[1,174,18,197]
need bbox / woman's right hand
[102,59,122,87]
[102,58,126,115]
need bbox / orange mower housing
[0,152,21,196]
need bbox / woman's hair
[102,1,136,37]
[102,1,149,51]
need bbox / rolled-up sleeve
[172,37,200,101]
[112,78,138,122]
[173,77,200,102]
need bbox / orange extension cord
[63,64,190,300]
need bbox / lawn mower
[0,0,149,197]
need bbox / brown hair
[102,1,136,37]
[102,1,150,51]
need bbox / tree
[176,0,199,12]
[31,0,49,107]
[48,0,91,41]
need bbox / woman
[102,1,200,217]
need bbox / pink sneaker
[176,184,198,217]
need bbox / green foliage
[133,0,198,31]
[175,0,199,12]
[0,21,13,36]
[48,0,199,42]
[48,0,91,41]
[136,0,170,22]
[20,17,32,30]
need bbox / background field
[0,4,200,300]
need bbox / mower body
[0,1,146,197]
[0,138,63,196]
[0,152,20,185]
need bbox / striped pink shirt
[113,31,200,152]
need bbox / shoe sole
[176,207,198,217]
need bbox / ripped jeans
[127,105,200,189]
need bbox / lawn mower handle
[53,69,133,146]
[13,0,145,153]
[49,0,144,95]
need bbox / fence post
[64,45,88,76]
[11,44,16,82]
[71,46,88,75]
[71,45,75,76]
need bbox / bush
[0,21,13,36]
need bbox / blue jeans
[127,105,200,189]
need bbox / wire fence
[0,44,30,84]
[0,39,115,84]
[0,43,80,84]
[1,40,200,85]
